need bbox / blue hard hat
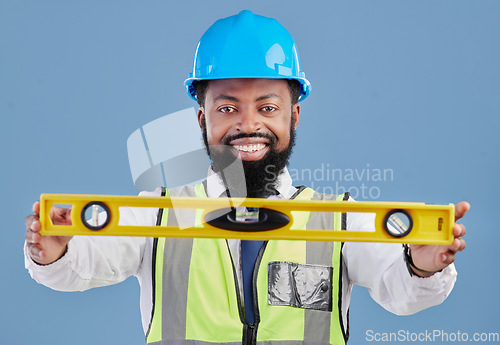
[184,10,311,102]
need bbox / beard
[201,118,296,198]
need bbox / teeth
[234,143,266,153]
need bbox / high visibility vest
[146,183,349,345]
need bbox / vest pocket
[268,261,333,311]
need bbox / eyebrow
[213,93,283,103]
[256,94,283,102]
[214,95,240,103]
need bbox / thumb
[49,206,73,225]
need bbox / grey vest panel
[303,192,337,344]
[160,237,193,340]
[305,192,348,344]
[149,185,199,342]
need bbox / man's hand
[408,201,470,277]
[25,201,73,265]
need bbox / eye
[218,106,236,114]
[261,106,277,113]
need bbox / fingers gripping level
[39,194,455,245]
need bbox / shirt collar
[206,166,296,199]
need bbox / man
[25,10,469,345]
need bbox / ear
[292,103,301,129]
[197,107,205,130]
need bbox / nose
[234,108,263,134]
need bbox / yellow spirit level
[39,194,455,245]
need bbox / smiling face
[198,78,300,158]
[198,78,301,196]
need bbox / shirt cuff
[397,253,458,303]
[407,261,458,287]
[24,240,72,276]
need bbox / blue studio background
[2,1,499,344]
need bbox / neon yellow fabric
[257,240,307,340]
[186,184,243,340]
[148,184,346,345]
[256,191,345,345]
[186,238,244,341]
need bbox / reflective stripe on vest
[146,184,348,345]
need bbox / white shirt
[25,167,457,334]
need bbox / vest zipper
[243,241,268,344]
[251,241,268,325]
[226,240,268,344]
[225,240,246,324]
[244,324,257,345]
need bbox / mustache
[222,132,277,146]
